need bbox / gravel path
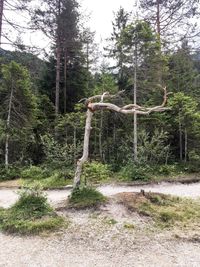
[0,203,200,267]
[1,182,200,208]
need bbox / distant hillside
[0,48,46,86]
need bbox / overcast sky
[81,0,136,41]
[2,0,136,54]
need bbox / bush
[68,187,106,209]
[21,166,50,180]
[152,164,180,176]
[188,150,200,172]
[82,161,111,184]
[0,165,21,181]
[0,187,65,234]
[119,163,151,181]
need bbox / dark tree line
[0,0,200,181]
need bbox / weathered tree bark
[133,42,138,162]
[73,126,77,165]
[0,0,4,46]
[184,127,187,163]
[64,49,67,114]
[55,42,61,116]
[73,87,169,188]
[5,78,14,167]
[156,0,161,41]
[55,0,61,116]
[179,110,183,162]
[73,109,93,188]
[99,110,103,160]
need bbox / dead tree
[74,87,169,188]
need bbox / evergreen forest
[0,0,200,188]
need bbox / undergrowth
[0,187,65,235]
[21,166,73,189]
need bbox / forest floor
[1,184,200,266]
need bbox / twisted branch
[86,87,169,115]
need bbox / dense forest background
[0,0,200,183]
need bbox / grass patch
[68,187,106,209]
[0,188,65,235]
[21,166,73,189]
[117,192,200,228]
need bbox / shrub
[0,165,21,181]
[119,163,151,181]
[68,187,106,209]
[82,161,111,184]
[153,164,179,176]
[21,166,50,180]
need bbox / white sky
[81,0,136,41]
[2,0,136,55]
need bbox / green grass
[21,166,73,189]
[118,192,200,228]
[0,188,66,235]
[22,174,72,189]
[68,187,107,209]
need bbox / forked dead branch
[74,87,170,188]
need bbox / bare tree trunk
[156,0,161,42]
[0,0,4,46]
[179,111,183,162]
[55,0,61,116]
[73,109,93,188]
[55,42,61,116]
[99,110,103,160]
[5,79,14,167]
[133,43,138,162]
[73,126,77,165]
[86,41,89,92]
[184,127,187,163]
[64,49,67,113]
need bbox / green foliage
[41,134,81,169]
[21,166,50,180]
[137,129,170,164]
[0,188,65,234]
[21,165,73,189]
[68,187,106,209]
[119,163,151,181]
[82,161,111,184]
[0,165,21,181]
